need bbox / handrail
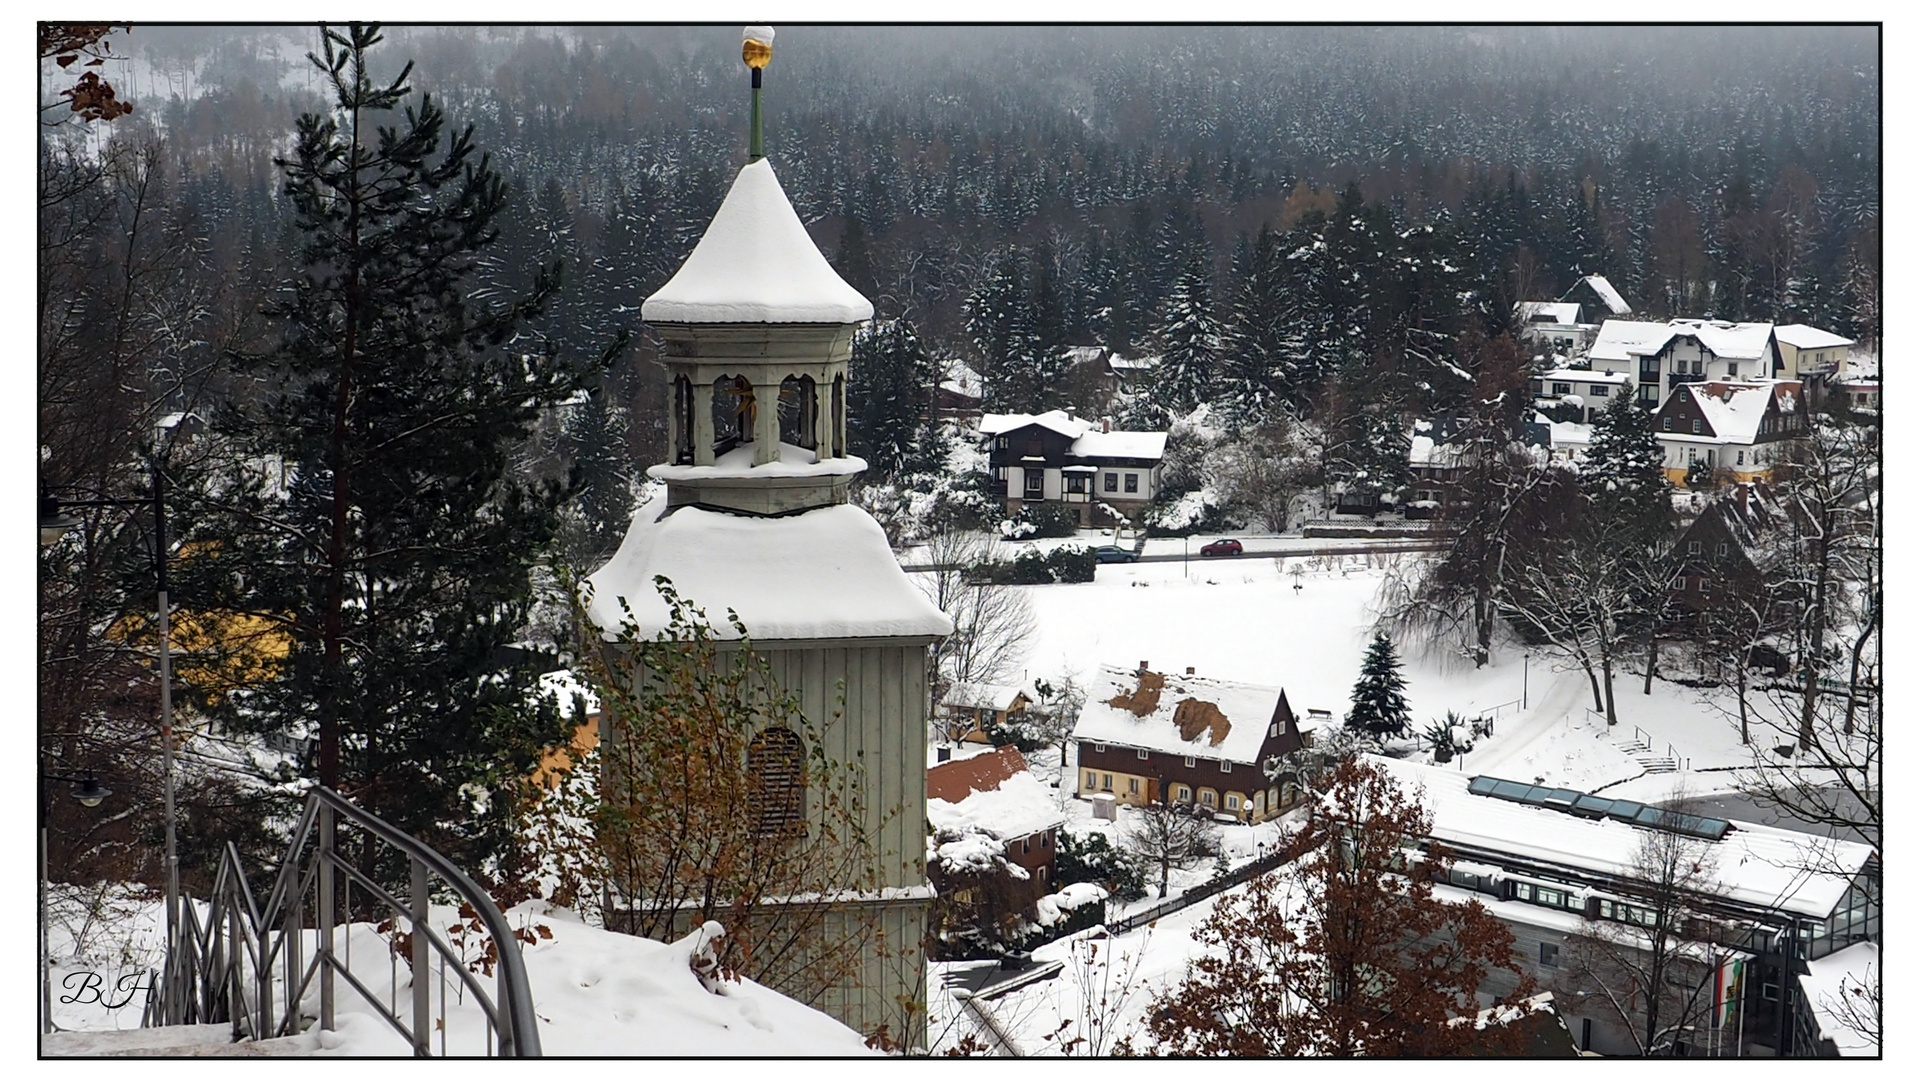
[156,786,541,1057]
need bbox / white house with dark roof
[1588,318,1780,407]
[1530,367,1636,422]
[1368,756,1878,1058]
[978,409,1167,526]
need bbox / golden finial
[743,25,774,69]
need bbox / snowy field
[1011,554,1761,801]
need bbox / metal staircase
[154,785,540,1057]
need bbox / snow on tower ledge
[584,501,952,642]
[642,159,874,324]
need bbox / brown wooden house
[1071,663,1309,823]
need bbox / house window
[1688,540,1702,554]
[1128,777,1139,794]
[1067,475,1087,494]
[1540,943,1560,968]
[1022,836,1031,854]
[1552,382,1572,396]
[1269,723,1278,737]
[1125,473,1139,493]
[1137,749,1150,760]
[1201,790,1216,807]
[1690,359,1702,374]
[1661,416,1671,431]
[1094,743,1106,753]
[1085,771,1097,790]
[1225,794,1241,810]
[1592,384,1608,397]
[997,436,1008,450]
[1691,419,1701,434]
[1220,760,1232,774]
[1035,865,1047,885]
[1175,785,1192,802]
[1736,451,1745,466]
[1025,470,1044,495]
[1104,472,1118,492]
[1717,542,1728,556]
[1183,756,1195,768]
[1727,363,1739,377]
[1640,358,1661,380]
[1102,774,1113,790]
[748,728,806,836]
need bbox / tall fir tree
[1148,269,1222,423]
[1218,225,1284,431]
[1347,631,1412,738]
[964,248,1039,410]
[1581,389,1671,546]
[182,24,620,874]
[849,316,936,477]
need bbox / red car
[1199,538,1243,557]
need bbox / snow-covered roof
[1797,942,1877,1056]
[1072,665,1284,764]
[927,750,1064,842]
[1548,421,1592,450]
[1773,323,1854,351]
[979,409,1088,440]
[646,440,867,482]
[1536,367,1633,387]
[1589,318,1775,365]
[1072,429,1167,461]
[939,356,983,398]
[1408,431,1468,469]
[584,502,952,641]
[1668,381,1799,445]
[943,681,1027,712]
[642,159,874,324]
[1367,757,1874,919]
[1107,353,1160,372]
[1566,274,1631,315]
[978,410,1166,461]
[1516,301,1583,326]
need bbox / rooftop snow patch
[927,753,1064,842]
[1797,942,1878,1056]
[1574,274,1631,315]
[584,502,951,641]
[1367,757,1874,919]
[1516,301,1583,325]
[642,159,874,324]
[646,440,868,481]
[1073,665,1285,763]
[977,409,1166,460]
[1589,318,1775,365]
[1773,323,1854,350]
[942,681,1027,712]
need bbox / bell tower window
[780,375,819,449]
[673,375,695,464]
[749,727,805,836]
[831,374,846,458]
[714,375,754,454]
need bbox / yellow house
[1773,324,1854,381]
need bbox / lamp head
[72,772,111,808]
[742,25,774,69]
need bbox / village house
[934,356,983,421]
[1530,367,1636,423]
[978,409,1167,526]
[1828,354,1879,414]
[1072,663,1310,822]
[1560,273,1634,320]
[938,681,1033,744]
[1515,301,1596,360]
[926,745,1066,929]
[1368,756,1878,1058]
[1587,318,1780,407]
[1771,324,1855,383]
[1661,482,1788,635]
[1649,380,1806,488]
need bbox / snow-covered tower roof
[642,160,873,325]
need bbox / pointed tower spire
[743,25,774,162]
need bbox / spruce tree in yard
[1147,270,1222,424]
[1348,631,1411,737]
[1582,389,1672,546]
[849,316,936,478]
[182,24,621,874]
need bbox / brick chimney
[1138,660,1150,674]
[1103,419,1112,433]
[1186,666,1196,675]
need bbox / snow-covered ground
[43,886,873,1056]
[1010,556,1760,802]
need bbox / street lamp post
[40,460,180,1026]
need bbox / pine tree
[1581,389,1671,546]
[1149,270,1222,422]
[1347,631,1411,737]
[1218,225,1283,431]
[964,248,1038,411]
[849,316,936,477]
[183,24,621,874]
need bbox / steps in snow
[42,1024,312,1057]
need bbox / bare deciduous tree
[917,526,1036,727]
[1121,799,1220,899]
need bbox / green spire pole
[743,26,773,162]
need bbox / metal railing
[161,786,541,1057]
[1106,843,1300,935]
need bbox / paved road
[901,537,1444,572]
